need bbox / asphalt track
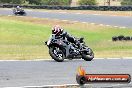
[0,9,132,28]
[0,59,132,87]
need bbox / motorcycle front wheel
[49,46,65,62]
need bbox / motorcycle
[45,34,94,62]
[13,8,26,16]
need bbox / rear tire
[82,48,94,61]
[49,47,65,62]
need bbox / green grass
[0,16,132,60]
[0,17,51,60]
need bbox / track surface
[0,9,132,28]
[0,59,132,87]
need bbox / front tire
[49,47,65,62]
[82,48,94,61]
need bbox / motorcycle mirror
[80,37,84,43]
[45,41,47,45]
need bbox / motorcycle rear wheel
[82,48,94,61]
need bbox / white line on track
[43,11,51,12]
[76,13,82,14]
[32,17,39,19]
[7,15,12,16]
[111,15,118,17]
[123,57,132,59]
[0,59,51,62]
[93,14,101,16]
[0,57,131,62]
[6,84,79,88]
[106,58,123,59]
[120,26,126,29]
[114,26,118,28]
[90,23,95,25]
[82,22,87,24]
[5,83,132,88]
[62,20,68,21]
[72,21,79,23]
[106,25,111,27]
[59,12,67,14]
[99,24,104,26]
[91,14,131,17]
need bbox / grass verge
[0,15,132,60]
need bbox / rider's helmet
[16,6,20,8]
[52,25,63,36]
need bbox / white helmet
[52,25,63,35]
[17,6,20,8]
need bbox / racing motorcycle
[13,8,26,16]
[45,34,94,62]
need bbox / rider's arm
[62,31,77,43]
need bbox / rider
[52,25,81,48]
[16,6,22,11]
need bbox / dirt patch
[0,15,113,32]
